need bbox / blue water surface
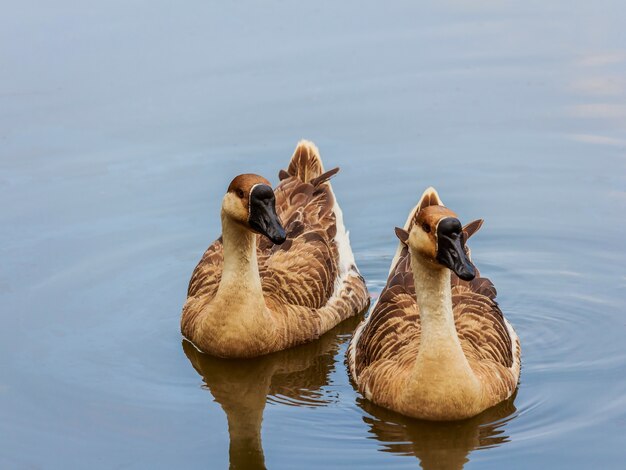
[1,1,625,468]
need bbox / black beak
[436,217,476,281]
[248,184,286,245]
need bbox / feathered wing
[451,278,520,399]
[350,243,421,381]
[183,238,224,335]
[258,175,339,309]
[187,238,223,299]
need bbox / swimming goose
[347,187,520,420]
[181,140,369,357]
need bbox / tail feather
[287,140,325,183]
[310,167,339,187]
[463,219,484,239]
[462,219,484,263]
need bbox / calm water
[1,1,625,468]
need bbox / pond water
[1,1,625,469]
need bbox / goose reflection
[358,391,518,470]
[183,316,361,470]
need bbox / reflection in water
[183,317,362,470]
[358,392,518,470]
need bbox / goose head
[395,187,476,281]
[223,174,287,245]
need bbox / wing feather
[187,238,223,299]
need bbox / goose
[347,187,520,420]
[181,140,369,358]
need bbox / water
[1,1,625,468]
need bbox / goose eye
[236,189,245,198]
[422,223,431,233]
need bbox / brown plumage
[347,187,521,421]
[182,140,370,358]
